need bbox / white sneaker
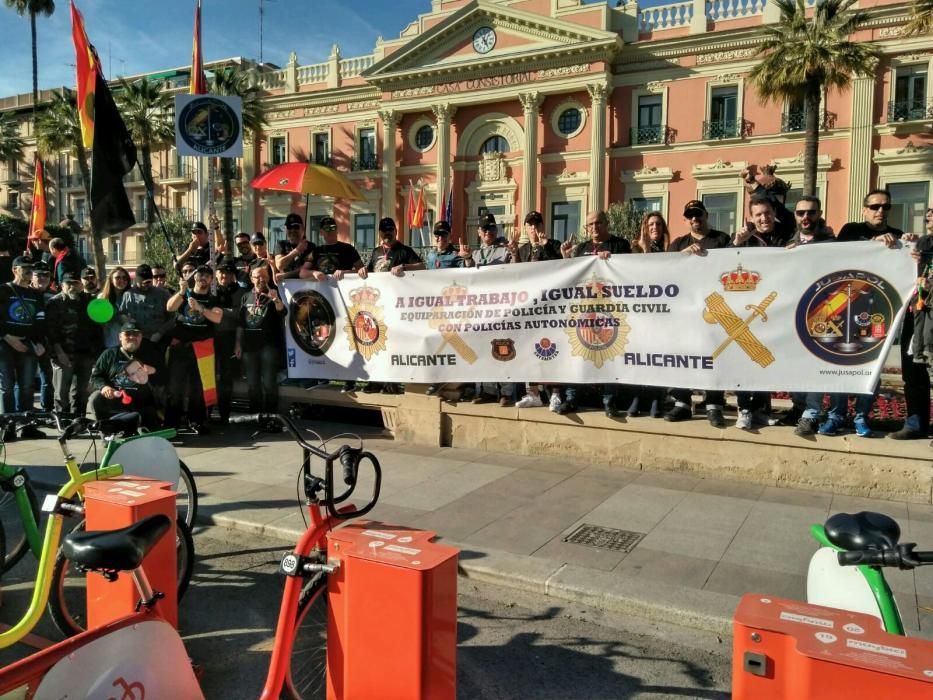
[516,393,544,409]
[735,409,752,430]
[548,393,562,412]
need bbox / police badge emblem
[491,338,516,361]
[343,285,388,360]
[565,277,631,368]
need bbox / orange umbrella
[250,162,365,201]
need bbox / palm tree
[116,76,175,228]
[0,111,26,164]
[4,0,56,121]
[35,90,106,275]
[906,0,932,35]
[749,0,880,196]
[209,65,268,250]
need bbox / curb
[202,512,736,638]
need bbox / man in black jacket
[46,273,102,415]
[88,319,159,429]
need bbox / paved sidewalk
[9,423,933,640]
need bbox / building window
[557,108,581,136]
[6,191,18,209]
[632,197,663,213]
[415,125,434,150]
[550,201,581,243]
[267,216,286,248]
[352,128,377,170]
[634,94,663,144]
[313,132,330,166]
[135,195,147,223]
[782,97,806,133]
[890,64,930,121]
[354,213,376,252]
[74,198,86,226]
[109,235,121,264]
[480,135,509,154]
[701,192,737,233]
[270,136,287,165]
[704,86,739,139]
[307,215,326,245]
[888,182,930,233]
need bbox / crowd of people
[0,177,930,444]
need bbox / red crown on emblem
[442,282,468,304]
[720,264,760,292]
[349,286,380,305]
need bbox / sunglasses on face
[286,224,302,230]
[685,210,704,219]
[795,209,819,217]
[866,203,891,211]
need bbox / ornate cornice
[431,104,457,122]
[587,83,609,104]
[378,109,399,130]
[619,166,674,184]
[519,91,545,113]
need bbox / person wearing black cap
[45,272,102,415]
[30,260,55,412]
[249,233,278,276]
[511,211,561,263]
[364,217,424,276]
[275,213,314,280]
[231,232,260,287]
[425,221,466,270]
[213,258,247,423]
[299,217,365,281]
[165,264,224,434]
[80,266,99,294]
[0,256,47,438]
[176,221,213,271]
[89,319,160,430]
[463,213,512,268]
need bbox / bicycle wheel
[176,460,199,530]
[283,575,328,700]
[0,479,40,573]
[48,516,196,637]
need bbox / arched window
[480,135,509,154]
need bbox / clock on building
[472,26,496,54]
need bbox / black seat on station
[824,511,900,552]
[62,514,171,572]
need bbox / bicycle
[807,510,933,635]
[0,411,196,574]
[0,412,381,699]
[0,413,195,644]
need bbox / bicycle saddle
[824,511,900,552]
[62,514,172,572]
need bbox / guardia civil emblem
[344,285,388,360]
[566,277,631,368]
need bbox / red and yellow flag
[190,0,207,95]
[70,0,97,149]
[192,338,217,407]
[406,186,415,230]
[28,158,46,241]
[412,186,426,228]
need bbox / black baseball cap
[285,213,303,228]
[250,233,267,244]
[319,216,337,231]
[524,211,543,226]
[81,266,96,278]
[433,220,451,236]
[217,258,237,273]
[61,272,79,283]
[683,200,707,216]
[135,264,153,280]
[120,319,142,333]
[479,213,497,231]
[378,217,397,232]
[191,221,208,233]
[11,256,33,268]
[32,260,50,274]
[194,264,213,275]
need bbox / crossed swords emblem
[703,291,778,368]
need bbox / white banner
[283,242,916,393]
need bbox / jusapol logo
[534,338,558,360]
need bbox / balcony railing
[780,110,837,133]
[61,173,86,188]
[162,164,190,180]
[887,98,933,122]
[629,124,673,146]
[702,119,751,139]
[350,155,379,171]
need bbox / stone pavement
[8,422,933,641]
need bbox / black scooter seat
[824,511,900,552]
[62,514,171,572]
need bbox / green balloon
[87,298,114,324]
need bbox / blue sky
[0,0,437,97]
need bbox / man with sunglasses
[666,200,731,427]
[0,257,47,439]
[786,196,833,247]
[232,232,259,287]
[80,266,99,294]
[176,221,213,270]
[837,190,903,244]
[151,265,175,294]
[250,233,278,274]
[275,213,314,280]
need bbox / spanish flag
[412,185,426,228]
[190,0,207,95]
[70,1,137,235]
[192,338,217,408]
[406,185,415,231]
[28,158,46,241]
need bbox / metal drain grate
[562,524,645,552]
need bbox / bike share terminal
[325,521,459,700]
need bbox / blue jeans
[242,345,281,413]
[0,346,38,413]
[792,392,824,420]
[826,393,874,422]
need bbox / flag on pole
[70,0,138,235]
[412,185,426,228]
[406,185,415,233]
[190,0,207,95]
[28,158,47,241]
[192,338,218,407]
[444,183,453,224]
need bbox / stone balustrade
[637,1,694,32]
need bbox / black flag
[90,69,137,234]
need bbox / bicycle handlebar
[230,413,381,520]
[837,543,933,570]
